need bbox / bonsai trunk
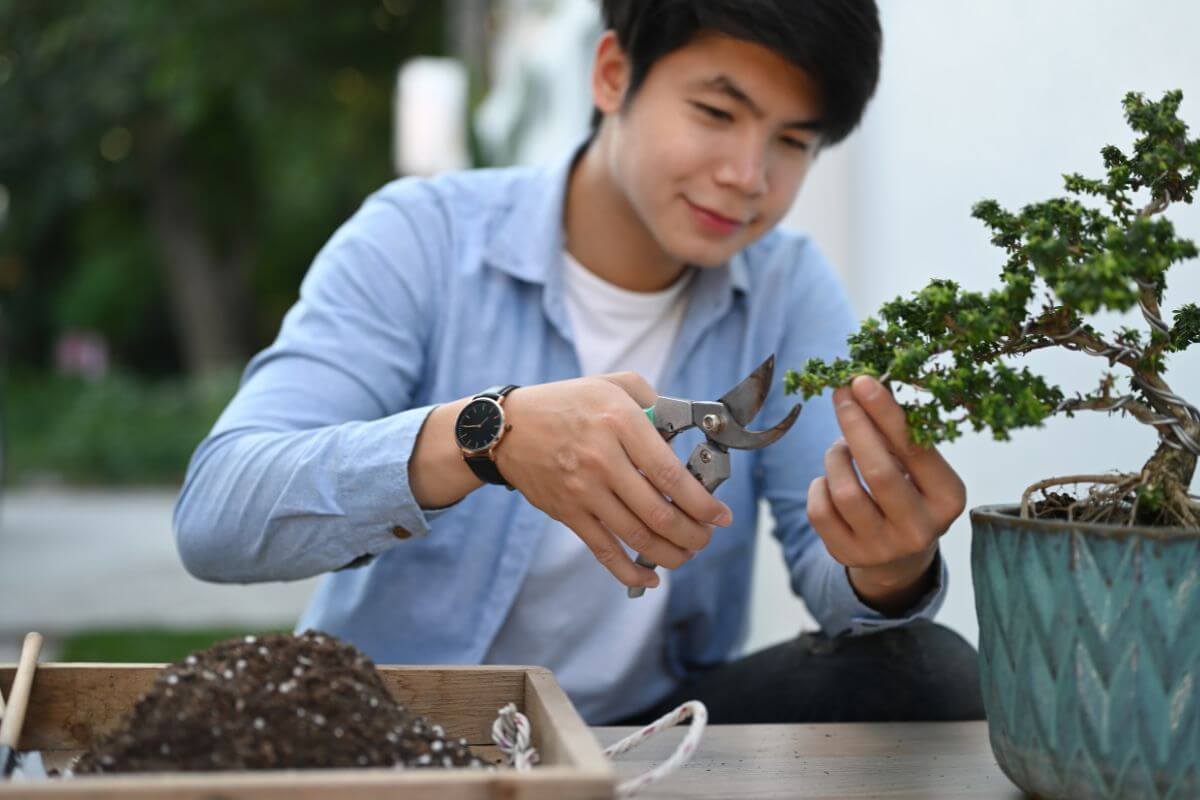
[1139,436,1199,526]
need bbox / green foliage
[1172,304,1200,351]
[786,91,1200,447]
[0,1,447,371]
[58,627,289,663]
[6,370,239,484]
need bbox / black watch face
[457,398,504,452]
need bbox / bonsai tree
[786,90,1200,528]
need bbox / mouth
[685,198,751,236]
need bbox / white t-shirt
[483,251,696,724]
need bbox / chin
[665,237,744,268]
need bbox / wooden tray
[0,663,614,799]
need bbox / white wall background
[758,0,1200,651]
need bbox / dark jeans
[613,621,985,725]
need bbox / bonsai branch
[1057,394,1165,427]
[1055,387,1200,456]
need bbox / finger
[608,453,715,552]
[833,387,927,523]
[615,417,733,528]
[565,512,660,589]
[598,371,658,409]
[849,375,959,497]
[823,439,884,534]
[806,476,863,567]
[592,489,693,569]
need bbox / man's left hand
[807,375,966,616]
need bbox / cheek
[762,157,813,219]
[626,128,707,198]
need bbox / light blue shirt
[173,144,948,723]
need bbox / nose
[713,137,768,198]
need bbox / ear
[591,30,630,117]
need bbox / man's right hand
[409,372,733,589]
[492,373,733,589]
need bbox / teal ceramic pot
[971,504,1200,800]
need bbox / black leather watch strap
[465,453,510,487]
[463,385,518,489]
[478,384,518,402]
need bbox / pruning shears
[629,354,802,598]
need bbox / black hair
[594,0,882,146]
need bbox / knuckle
[860,465,896,488]
[555,445,581,473]
[575,445,605,472]
[831,483,861,507]
[824,543,855,567]
[651,460,685,492]
[597,409,625,434]
[562,473,588,496]
[591,544,621,568]
[647,502,677,532]
[807,481,828,513]
[933,485,967,524]
[951,480,968,515]
[902,525,932,555]
[624,525,653,552]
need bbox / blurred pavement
[0,487,319,659]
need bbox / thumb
[598,371,658,409]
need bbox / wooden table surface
[593,721,1026,799]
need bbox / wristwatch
[454,385,520,489]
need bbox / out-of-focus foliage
[0,0,446,374]
[6,369,239,484]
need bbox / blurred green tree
[0,0,446,375]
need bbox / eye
[780,136,810,152]
[690,101,733,122]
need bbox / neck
[563,134,689,292]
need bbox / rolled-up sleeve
[758,238,949,636]
[174,180,451,583]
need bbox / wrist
[410,397,483,509]
[847,546,938,617]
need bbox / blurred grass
[5,369,239,485]
[58,626,290,663]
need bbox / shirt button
[392,525,413,540]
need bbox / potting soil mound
[72,630,488,773]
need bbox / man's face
[599,32,824,268]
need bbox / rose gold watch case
[455,394,511,459]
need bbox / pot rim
[970,503,1200,540]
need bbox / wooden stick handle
[0,632,43,748]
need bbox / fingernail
[853,375,881,399]
[712,510,732,526]
[685,549,698,561]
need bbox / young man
[175,0,983,725]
